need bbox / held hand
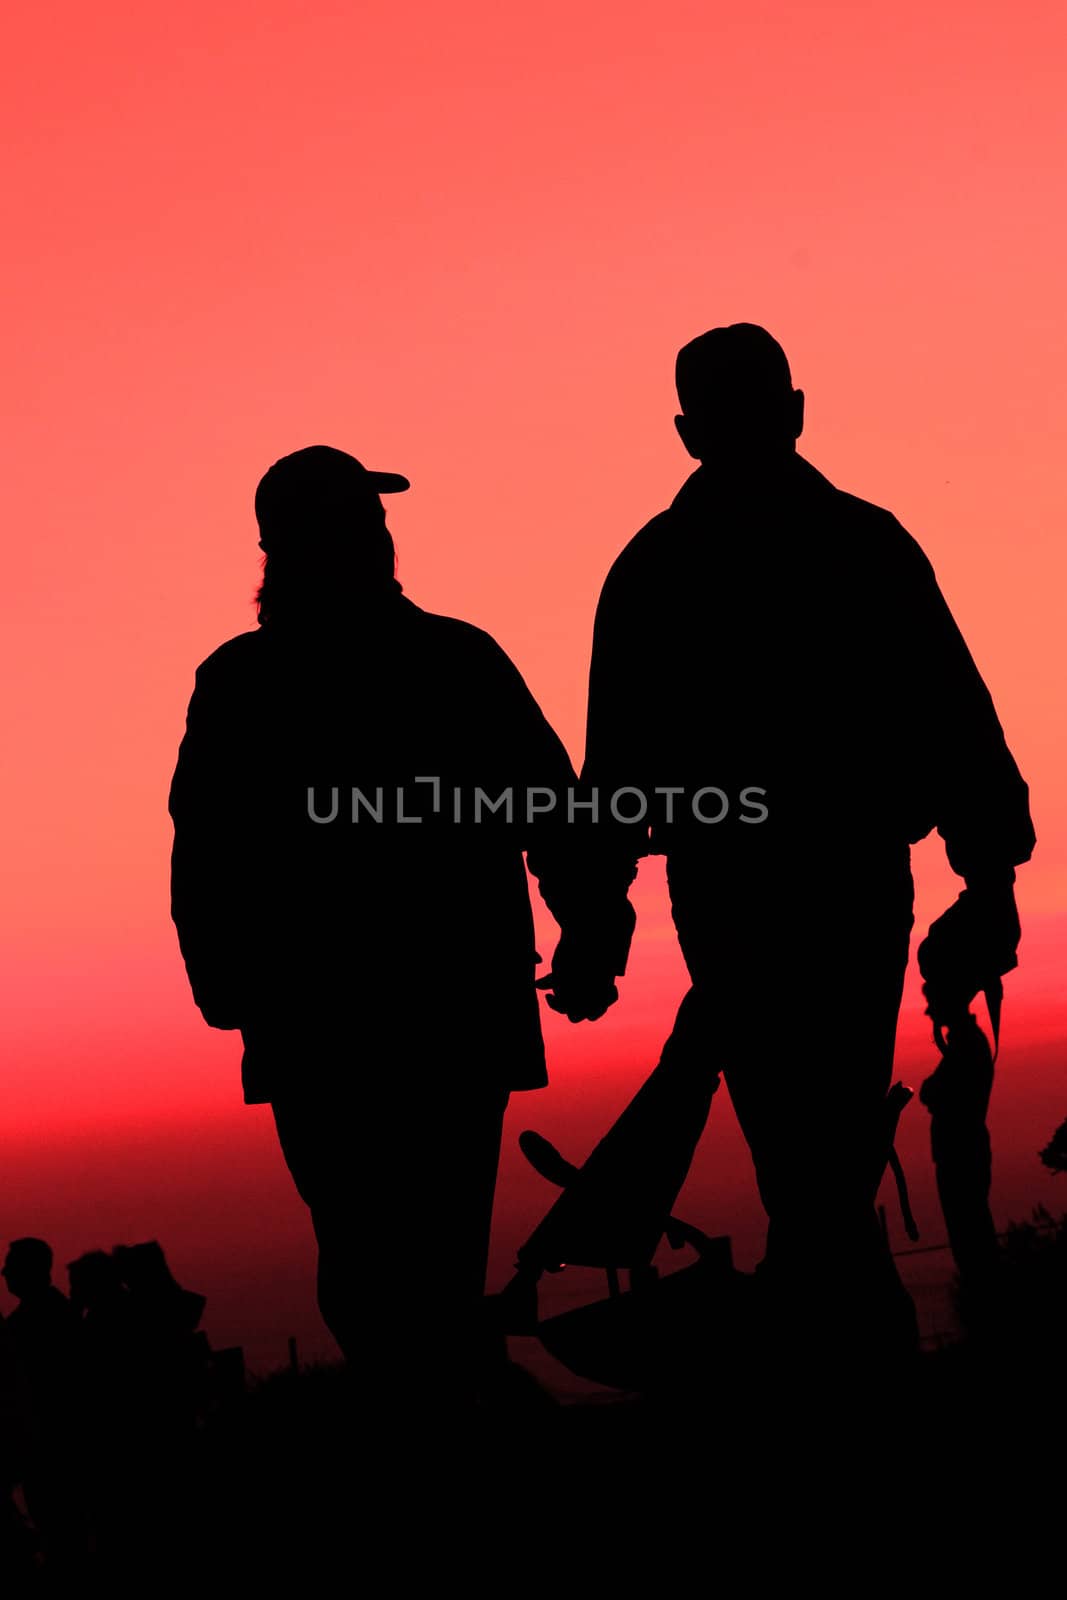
[535,971,619,1023]
[536,935,621,1023]
[918,882,1021,1023]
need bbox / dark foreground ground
[5,1215,1066,1583]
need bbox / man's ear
[791,389,805,441]
[674,413,702,460]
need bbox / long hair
[254,529,400,625]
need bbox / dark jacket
[168,591,580,1101]
[583,454,1035,885]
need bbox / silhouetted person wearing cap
[542,325,1035,1360]
[168,445,595,1406]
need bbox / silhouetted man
[2,1239,83,1560]
[2,1241,78,1402]
[549,325,1034,1355]
[0,1310,35,1577]
[168,446,593,1404]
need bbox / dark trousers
[268,1042,509,1398]
[667,848,917,1337]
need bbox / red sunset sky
[2,2,1065,1372]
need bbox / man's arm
[168,661,254,1029]
[476,631,638,1020]
[579,550,654,894]
[529,554,653,1019]
[900,532,1035,1015]
[901,533,1035,884]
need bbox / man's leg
[668,852,918,1355]
[269,1092,359,1363]
[413,1079,511,1390]
[270,1056,509,1398]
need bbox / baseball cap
[255,445,410,548]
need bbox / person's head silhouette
[2,1237,54,1301]
[253,444,410,625]
[66,1251,125,1316]
[674,324,804,472]
[112,1241,172,1289]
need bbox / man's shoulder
[600,508,677,593]
[805,461,932,571]
[408,604,516,669]
[825,479,906,536]
[193,630,264,679]
[408,604,493,646]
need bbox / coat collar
[669,452,837,515]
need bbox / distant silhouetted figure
[2,1239,84,1565]
[2,1240,78,1374]
[112,1242,208,1436]
[64,1248,151,1560]
[168,445,592,1405]
[67,1250,137,1407]
[112,1242,206,1339]
[542,324,1035,1359]
[1,1310,35,1571]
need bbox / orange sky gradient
[2,2,1065,1369]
